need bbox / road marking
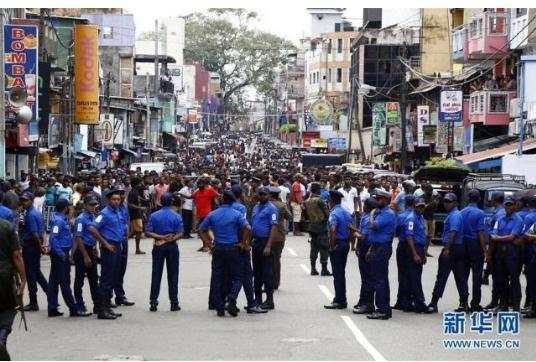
[341,316,386,362]
[287,247,298,256]
[300,264,311,274]
[318,284,334,301]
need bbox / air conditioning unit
[510,98,521,118]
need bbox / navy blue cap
[444,193,457,202]
[374,189,391,199]
[231,184,243,196]
[405,194,415,203]
[504,196,516,205]
[329,190,344,199]
[20,191,34,200]
[364,197,379,209]
[222,190,236,202]
[161,193,174,207]
[268,186,281,195]
[106,188,123,198]
[258,186,270,194]
[55,198,70,211]
[467,189,481,200]
[415,197,426,206]
[85,196,99,205]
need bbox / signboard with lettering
[3,24,39,141]
[417,105,430,146]
[311,138,327,148]
[74,25,99,124]
[328,138,346,151]
[386,102,400,125]
[436,122,449,154]
[440,90,463,123]
[95,113,115,146]
[423,125,437,144]
[372,103,387,146]
[302,131,320,148]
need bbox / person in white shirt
[338,176,359,218]
[277,178,290,204]
[179,179,194,238]
[33,188,46,214]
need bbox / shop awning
[456,139,536,165]
[77,150,98,158]
[119,148,138,157]
[409,83,440,95]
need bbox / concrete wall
[421,8,452,75]
[382,8,421,28]
[99,46,134,98]
[308,9,344,36]
[83,14,135,47]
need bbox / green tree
[184,9,295,112]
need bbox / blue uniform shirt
[199,204,249,245]
[329,204,353,242]
[21,206,44,243]
[442,208,463,245]
[49,212,73,257]
[488,206,506,233]
[251,201,278,239]
[75,212,97,247]
[119,203,129,240]
[516,208,530,222]
[461,203,486,241]
[405,211,427,246]
[146,207,184,235]
[369,206,396,245]
[395,209,412,240]
[358,212,372,246]
[493,213,523,238]
[93,205,124,244]
[395,191,406,213]
[522,210,536,234]
[0,205,14,224]
[231,201,247,218]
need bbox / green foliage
[425,157,470,170]
[279,124,297,133]
[184,9,295,109]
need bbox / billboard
[74,25,100,124]
[311,138,327,148]
[302,131,320,148]
[423,125,437,145]
[3,24,39,144]
[94,113,115,146]
[439,90,463,123]
[372,103,387,146]
[417,105,430,146]
[328,138,346,151]
[385,102,400,125]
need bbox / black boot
[23,303,39,312]
[0,328,10,361]
[454,302,469,313]
[310,261,319,275]
[320,263,332,276]
[105,300,122,317]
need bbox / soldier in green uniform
[0,218,26,360]
[268,187,291,290]
[304,182,332,276]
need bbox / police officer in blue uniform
[114,187,134,307]
[231,185,266,314]
[405,197,429,313]
[146,193,183,312]
[393,195,415,312]
[366,189,396,320]
[490,196,523,313]
[199,191,250,317]
[460,189,487,312]
[426,193,468,313]
[251,187,279,310]
[47,198,90,318]
[523,209,536,318]
[324,190,354,310]
[0,194,14,224]
[89,189,125,319]
[19,191,48,312]
[521,196,536,314]
[353,197,377,314]
[73,196,103,316]
[483,192,505,310]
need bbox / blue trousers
[464,239,484,308]
[150,242,179,304]
[252,238,274,304]
[407,245,427,311]
[370,244,392,315]
[395,242,412,309]
[329,243,349,305]
[211,244,242,311]
[239,249,256,307]
[47,252,77,312]
[114,239,128,301]
[494,245,522,309]
[99,246,122,301]
[22,247,48,305]
[527,246,536,306]
[431,244,468,305]
[73,245,100,309]
[357,244,374,308]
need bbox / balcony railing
[452,26,467,61]
[469,90,516,125]
[467,11,509,59]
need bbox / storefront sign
[385,102,400,125]
[417,105,430,146]
[311,138,327,148]
[423,125,437,145]
[74,25,99,124]
[439,90,463,123]
[302,131,320,148]
[328,138,346,151]
[372,103,387,146]
[95,113,115,146]
[3,24,39,143]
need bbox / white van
[129,162,165,174]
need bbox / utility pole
[154,19,159,95]
[400,44,408,174]
[145,73,151,150]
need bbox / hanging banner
[74,25,99,124]
[435,122,449,154]
[3,24,39,144]
[385,102,400,125]
[48,116,61,148]
[463,125,474,154]
[453,126,464,152]
[311,138,328,148]
[95,113,114,146]
[417,105,430,146]
[405,120,415,152]
[328,138,346,151]
[423,125,437,144]
[372,103,387,146]
[302,131,320,148]
[439,90,463,123]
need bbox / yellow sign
[310,99,334,124]
[311,138,328,148]
[74,25,99,124]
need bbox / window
[335,23,341,32]
[311,42,317,51]
[479,94,485,113]
[102,26,113,39]
[328,68,332,82]
[516,8,527,18]
[363,101,372,128]
[309,73,312,84]
[337,68,342,83]
[327,39,332,53]
[370,38,377,44]
[337,39,343,53]
[489,93,507,113]
[489,15,506,35]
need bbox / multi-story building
[276,52,305,130]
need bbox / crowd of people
[0,131,535,360]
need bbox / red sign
[302,131,320,148]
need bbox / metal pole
[154,20,159,95]
[0,11,6,179]
[518,58,525,156]
[400,62,408,173]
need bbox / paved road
[9,235,536,360]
